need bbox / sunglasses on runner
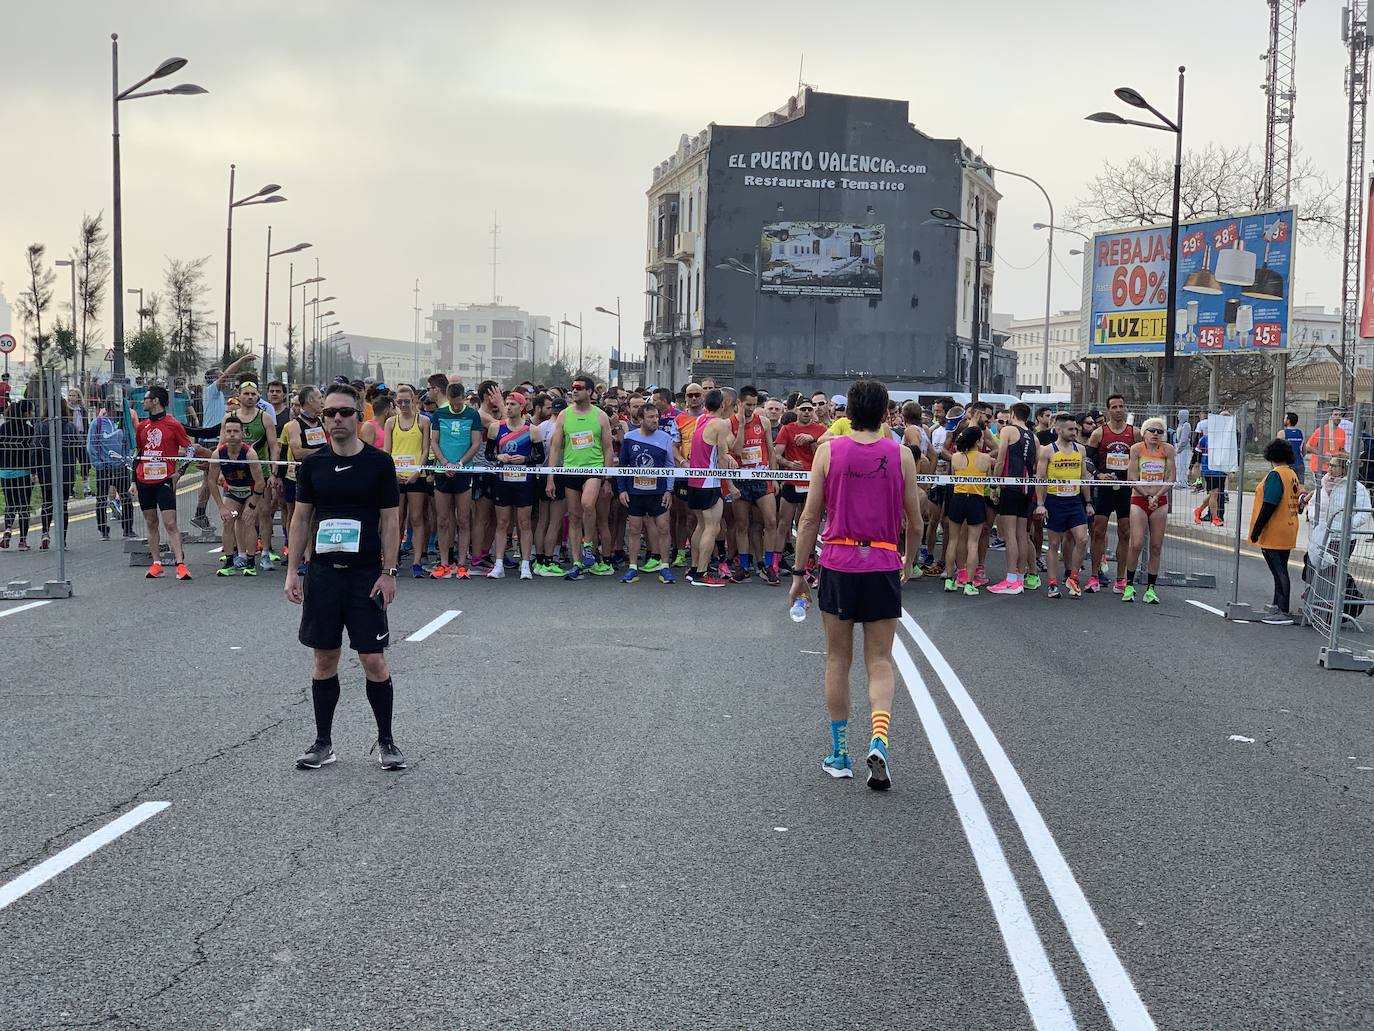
[322,406,358,419]
[1145,427,1165,433]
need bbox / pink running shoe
[988,578,1024,595]
[1084,575,1101,594]
[1112,577,1128,594]
[973,566,990,588]
[955,569,970,586]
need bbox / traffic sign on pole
[0,334,16,354]
[104,348,115,362]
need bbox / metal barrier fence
[0,371,74,600]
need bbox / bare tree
[17,243,56,367]
[73,212,110,389]
[1067,143,1341,249]
[161,256,212,378]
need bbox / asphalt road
[2,504,1372,1030]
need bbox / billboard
[1087,208,1294,358]
[760,221,884,297]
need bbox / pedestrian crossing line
[1186,599,1226,617]
[892,637,1077,1030]
[405,610,462,642]
[900,612,1157,1031]
[0,600,52,619]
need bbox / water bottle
[789,599,808,623]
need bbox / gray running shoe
[190,513,212,532]
[371,738,408,770]
[295,740,336,770]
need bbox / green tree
[52,319,78,369]
[73,212,110,385]
[128,325,167,377]
[17,242,56,368]
[161,256,211,378]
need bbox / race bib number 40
[315,518,362,554]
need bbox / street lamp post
[262,225,310,373]
[110,35,207,385]
[222,164,286,364]
[594,299,621,385]
[54,259,77,377]
[925,203,985,401]
[537,325,557,379]
[1032,222,1092,394]
[127,287,144,334]
[1087,66,1187,406]
[561,316,583,375]
[294,277,324,380]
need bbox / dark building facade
[644,89,1016,396]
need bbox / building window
[460,343,471,352]
[476,344,486,352]
[476,325,487,334]
[459,324,471,333]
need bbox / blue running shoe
[621,567,640,584]
[564,563,585,581]
[580,545,596,567]
[865,739,891,791]
[822,751,853,779]
[657,568,675,585]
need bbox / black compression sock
[366,677,394,741]
[311,676,341,744]
[195,504,206,518]
[1147,573,1158,586]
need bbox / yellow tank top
[1047,443,1084,497]
[389,415,425,475]
[953,451,988,495]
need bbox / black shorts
[136,481,177,512]
[561,473,603,497]
[946,492,986,525]
[1093,483,1131,520]
[997,487,1032,519]
[492,480,535,508]
[1203,473,1227,493]
[687,485,721,511]
[779,483,811,505]
[673,480,691,502]
[626,493,668,518]
[433,472,472,494]
[398,478,433,495]
[818,566,902,623]
[283,479,297,504]
[928,485,947,508]
[736,478,773,503]
[470,473,497,501]
[298,562,390,654]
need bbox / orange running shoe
[145,561,164,578]
[455,565,470,580]
[176,563,192,580]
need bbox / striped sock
[870,709,891,747]
[830,719,848,756]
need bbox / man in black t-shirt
[284,383,407,771]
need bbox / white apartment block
[1004,311,1083,393]
[429,303,551,385]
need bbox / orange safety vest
[1250,465,1300,550]
[1307,424,1346,474]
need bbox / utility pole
[412,277,421,382]
[490,212,500,305]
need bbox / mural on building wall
[759,221,884,297]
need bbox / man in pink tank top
[790,379,922,790]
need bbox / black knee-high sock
[311,676,341,744]
[366,677,394,741]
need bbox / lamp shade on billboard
[1086,208,1294,358]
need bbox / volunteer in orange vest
[1303,406,1347,476]
[1249,438,1302,626]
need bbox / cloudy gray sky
[0,0,1355,367]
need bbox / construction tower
[1340,3,1372,408]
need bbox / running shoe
[519,561,533,580]
[17,539,30,551]
[1113,577,1128,594]
[671,551,688,568]
[1084,575,1101,594]
[1099,558,1110,578]
[537,561,566,578]
[40,535,50,551]
[918,547,931,567]
[267,550,283,564]
[471,553,495,572]
[580,545,596,567]
[145,561,164,578]
[430,564,453,579]
[100,527,111,541]
[973,566,989,588]
[657,568,675,585]
[1262,613,1294,625]
[1047,580,1060,599]
[487,561,506,579]
[621,567,640,584]
[865,739,891,791]
[686,570,726,588]
[641,557,666,574]
[1143,586,1160,605]
[988,578,1023,595]
[988,536,1006,551]
[1024,574,1041,591]
[241,562,257,577]
[589,561,615,576]
[564,564,586,581]
[190,513,213,532]
[455,565,470,580]
[294,740,336,770]
[413,563,427,578]
[822,751,854,779]
[1066,573,1082,598]
[921,560,945,578]
[371,738,408,770]
[1211,517,1223,527]
[1193,507,1204,524]
[0,531,8,549]
[907,564,924,580]
[728,563,750,584]
[1121,584,1136,603]
[944,577,957,593]
[1036,557,1047,572]
[760,564,780,586]
[963,583,979,597]
[175,563,192,581]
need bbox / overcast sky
[0,0,1356,367]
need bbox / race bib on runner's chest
[570,429,594,450]
[394,454,418,472]
[634,475,657,491]
[304,426,326,447]
[502,469,525,482]
[315,518,361,554]
[142,461,168,481]
[742,445,763,466]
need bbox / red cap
[506,390,527,406]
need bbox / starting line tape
[134,453,1183,489]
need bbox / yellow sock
[870,709,891,747]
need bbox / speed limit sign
[0,334,15,354]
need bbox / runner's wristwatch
[383,567,399,577]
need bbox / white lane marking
[405,609,462,642]
[0,600,52,619]
[1229,735,1255,744]
[1186,599,1226,617]
[902,612,1156,1031]
[207,546,222,554]
[0,802,170,911]
[893,638,1076,1030]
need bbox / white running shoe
[519,560,533,580]
[487,561,505,579]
